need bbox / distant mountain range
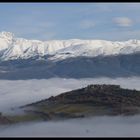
[0,31,140,79]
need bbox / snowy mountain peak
[0,31,140,61]
[0,31,15,40]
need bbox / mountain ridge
[0,31,140,61]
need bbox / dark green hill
[2,84,140,125]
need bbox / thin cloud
[80,20,95,29]
[113,17,133,27]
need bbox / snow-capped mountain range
[0,31,140,79]
[0,31,140,61]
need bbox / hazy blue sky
[0,3,140,41]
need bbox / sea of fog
[0,115,140,137]
[0,77,140,137]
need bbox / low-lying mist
[0,77,140,112]
[0,115,140,137]
[0,77,140,137]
